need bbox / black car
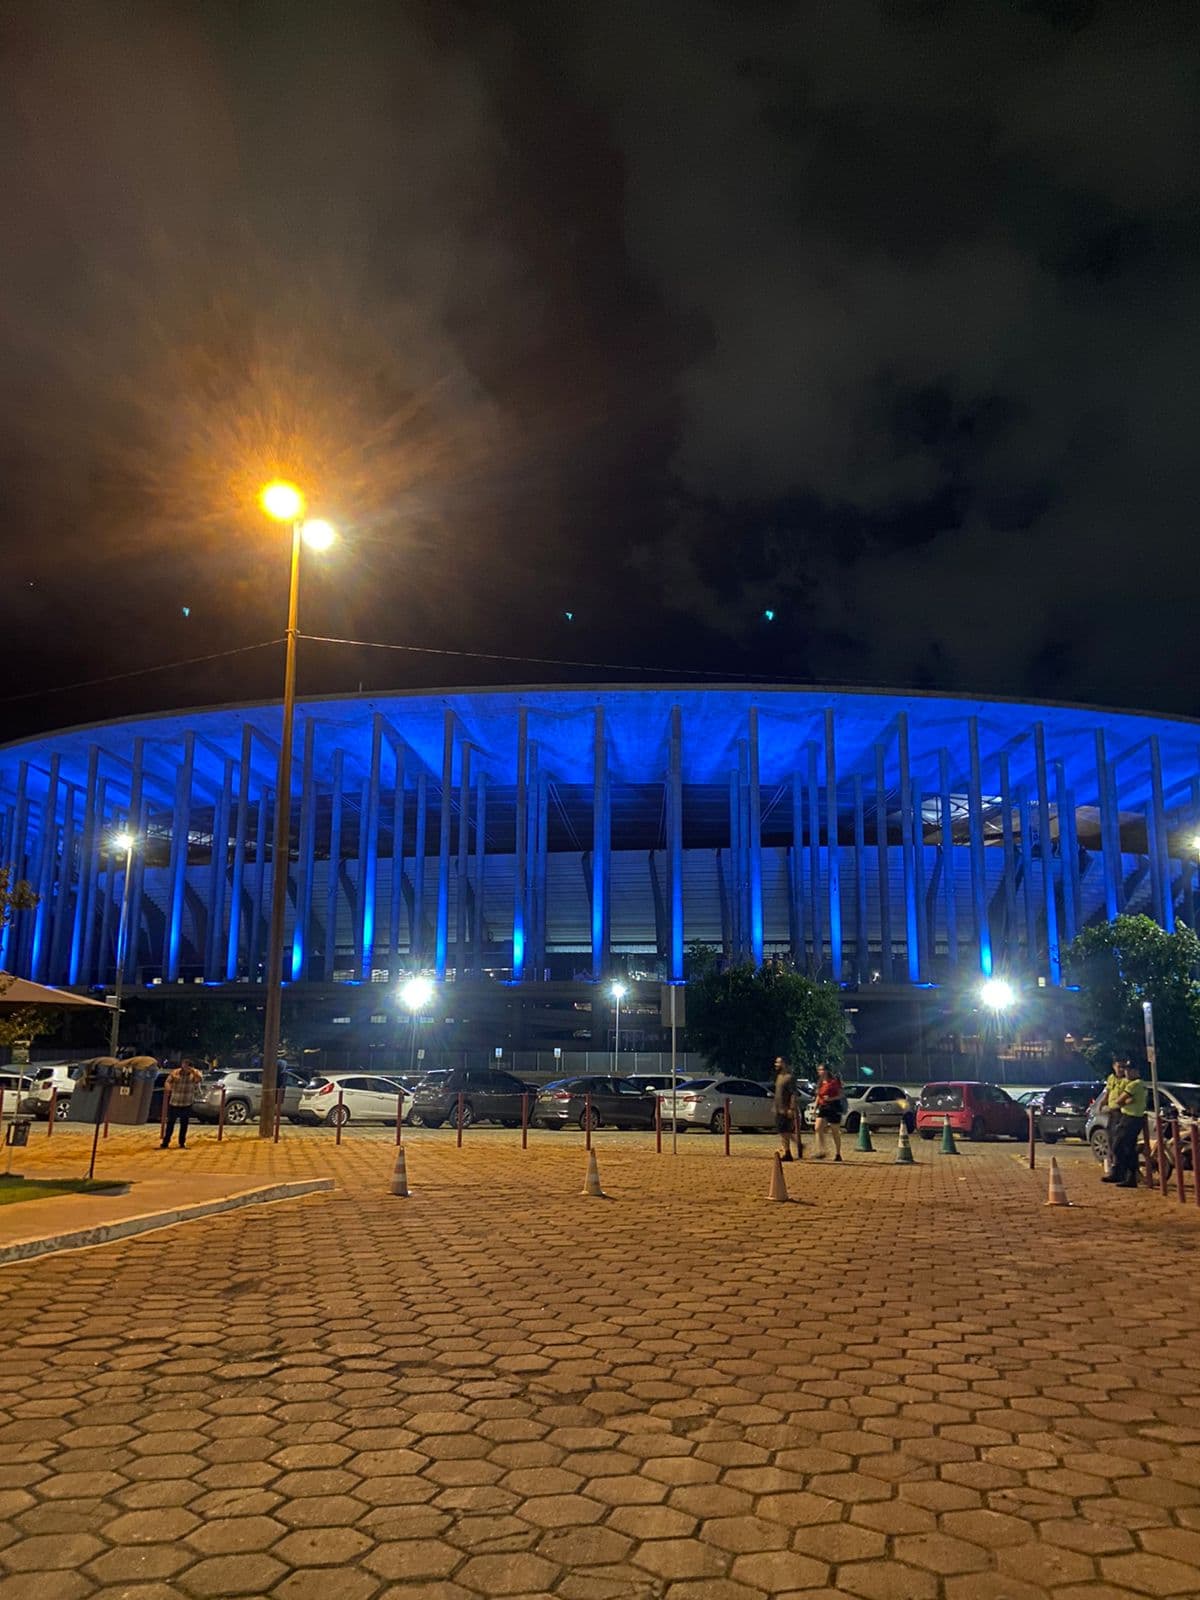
[1038,1079,1103,1144]
[534,1075,659,1132]
[410,1067,533,1128]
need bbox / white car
[296,1072,412,1128]
[841,1082,917,1134]
[18,1063,79,1120]
[659,1077,777,1134]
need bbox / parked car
[295,1072,412,1128]
[1013,1089,1045,1112]
[916,1080,1027,1141]
[0,1070,30,1120]
[658,1077,775,1134]
[410,1067,534,1128]
[1038,1079,1103,1144]
[624,1072,694,1093]
[535,1076,660,1132]
[18,1063,80,1120]
[841,1083,916,1134]
[1085,1082,1200,1165]
[192,1067,311,1126]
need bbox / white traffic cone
[767,1152,790,1203]
[389,1146,410,1197]
[895,1123,916,1164]
[581,1148,605,1198]
[1045,1155,1071,1207]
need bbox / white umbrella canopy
[0,973,112,1010]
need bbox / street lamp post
[110,832,136,1057]
[980,977,1015,1085]
[257,482,336,1138]
[400,975,435,1080]
[610,980,627,1075]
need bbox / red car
[916,1080,1028,1142]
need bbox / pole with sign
[661,984,685,1156]
[1143,1000,1162,1120]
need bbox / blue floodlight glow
[763,609,775,622]
[0,683,1195,995]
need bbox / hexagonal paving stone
[176,1553,288,1598]
[363,1540,462,1581]
[453,1553,558,1595]
[186,1516,287,1555]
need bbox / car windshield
[921,1085,964,1110]
[842,1084,866,1098]
[1163,1085,1200,1116]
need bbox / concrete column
[1034,722,1060,982]
[209,759,234,981]
[898,714,920,984]
[824,708,842,981]
[1019,786,1037,961]
[360,714,384,978]
[165,733,195,982]
[30,754,60,981]
[967,718,991,977]
[1,763,29,973]
[473,769,487,971]
[999,751,1018,966]
[853,775,868,982]
[1149,734,1173,932]
[514,708,528,978]
[389,743,406,969]
[591,707,609,979]
[226,726,253,981]
[668,707,684,981]
[50,786,76,985]
[456,744,472,975]
[1055,762,1078,948]
[728,768,743,961]
[807,745,822,975]
[1094,729,1121,917]
[324,749,344,980]
[534,762,549,977]
[748,708,764,966]
[292,722,317,982]
[435,710,454,981]
[250,787,269,980]
[789,770,805,969]
[939,750,957,968]
[69,747,100,984]
[874,745,892,981]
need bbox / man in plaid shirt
[161,1057,203,1149]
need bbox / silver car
[1085,1082,1200,1165]
[842,1082,917,1134]
[659,1077,777,1134]
[192,1068,310,1126]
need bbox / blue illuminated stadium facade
[0,685,1196,1049]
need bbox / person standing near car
[161,1057,203,1150]
[1100,1056,1128,1183]
[814,1062,845,1162]
[1108,1056,1148,1189]
[773,1057,798,1162]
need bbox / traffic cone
[389,1147,410,1197]
[767,1152,790,1202]
[1045,1156,1071,1207]
[895,1123,915,1165]
[940,1120,958,1156]
[581,1148,606,1198]
[855,1118,874,1153]
[1102,1147,1113,1179]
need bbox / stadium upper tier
[0,684,1196,992]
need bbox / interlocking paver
[2,1128,1200,1600]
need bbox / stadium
[0,684,1196,1059]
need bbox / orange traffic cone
[767,1152,790,1203]
[1045,1155,1071,1207]
[581,1148,606,1198]
[389,1146,410,1197]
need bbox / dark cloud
[0,0,1198,736]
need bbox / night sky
[1,0,1198,742]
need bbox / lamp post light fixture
[979,977,1015,1085]
[109,831,137,1057]
[609,980,628,1075]
[400,975,435,1079]
[257,480,337,1138]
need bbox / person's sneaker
[813,1152,826,1160]
[779,1151,794,1163]
[1100,1175,1117,1183]
[833,1155,843,1163]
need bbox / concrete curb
[0,1178,336,1267]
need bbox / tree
[1064,914,1200,1073]
[685,954,846,1079]
[0,866,37,944]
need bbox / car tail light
[547,1089,570,1100]
[317,1082,335,1096]
[678,1094,700,1104]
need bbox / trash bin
[6,1116,31,1148]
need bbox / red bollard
[1191,1123,1200,1207]
[1142,1120,1154,1187]
[46,1087,56,1137]
[217,1085,226,1142]
[584,1092,592,1152]
[723,1097,731,1156]
[1156,1113,1169,1195]
[655,1094,662,1154]
[1028,1108,1036,1170]
[1174,1120,1186,1203]
[521,1093,529,1150]
[395,1093,404,1146]
[456,1091,465,1148]
[335,1089,344,1146]
[793,1104,804,1160]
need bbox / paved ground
[2,1125,1199,1600]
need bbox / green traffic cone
[856,1117,874,1153]
[939,1120,958,1156]
[895,1122,915,1165]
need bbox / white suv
[18,1063,79,1120]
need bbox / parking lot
[3,1122,1200,1599]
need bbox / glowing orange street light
[256,481,335,1138]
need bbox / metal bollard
[456,1091,464,1148]
[1156,1113,1168,1195]
[273,1090,281,1144]
[395,1093,404,1146]
[1028,1107,1036,1170]
[217,1085,226,1142]
[1174,1120,1186,1203]
[47,1087,56,1137]
[584,1093,592,1152]
[793,1104,804,1160]
[723,1097,731,1156]
[521,1093,529,1150]
[655,1094,662,1154]
[159,1089,169,1144]
[335,1089,344,1146]
[1142,1120,1154,1187]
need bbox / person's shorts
[775,1112,794,1134]
[816,1110,842,1125]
